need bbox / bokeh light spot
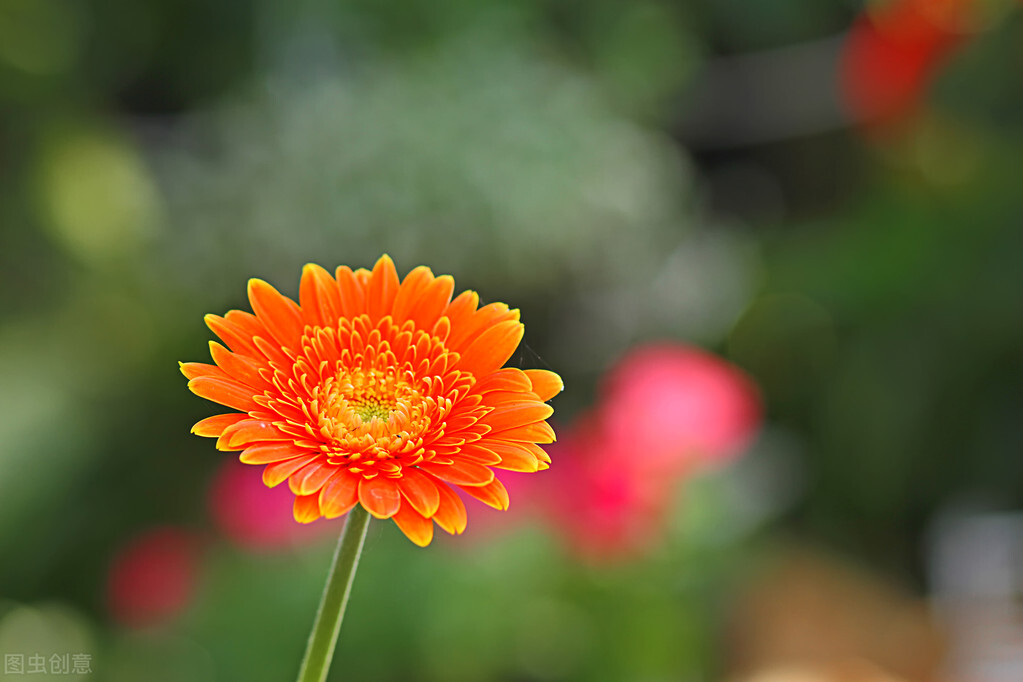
[35,130,161,265]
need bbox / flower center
[307,363,433,468]
[285,317,471,471]
[351,399,393,423]
[319,367,406,428]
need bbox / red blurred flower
[840,0,971,128]
[208,458,334,551]
[106,527,202,627]
[599,343,761,476]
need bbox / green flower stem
[296,504,372,682]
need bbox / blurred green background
[2,0,1023,680]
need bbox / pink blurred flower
[539,343,761,562]
[106,527,202,627]
[541,413,669,561]
[208,458,335,551]
[441,341,761,561]
[599,343,761,476]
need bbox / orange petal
[479,391,541,411]
[293,494,322,523]
[483,401,554,431]
[248,279,304,349]
[460,478,510,511]
[407,275,455,331]
[219,419,288,450]
[524,369,563,402]
[448,301,518,351]
[191,413,248,438]
[289,461,338,496]
[179,361,228,381]
[205,314,259,355]
[391,502,434,547]
[431,316,451,343]
[319,470,360,518]
[262,453,319,487]
[391,266,434,325]
[398,468,441,518]
[515,441,552,464]
[456,320,524,378]
[442,409,484,434]
[421,460,494,487]
[188,376,261,412]
[441,290,480,344]
[252,335,291,366]
[486,441,541,472]
[224,310,272,347]
[475,368,532,394]
[458,444,502,466]
[366,255,400,322]
[473,301,518,332]
[488,420,556,444]
[209,342,270,389]
[335,266,367,318]
[432,482,468,535]
[358,476,401,519]
[299,263,343,327]
[239,442,308,464]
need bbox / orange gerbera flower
[181,256,562,546]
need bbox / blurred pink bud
[599,343,762,476]
[448,468,539,546]
[208,458,334,551]
[106,527,202,627]
[541,414,671,562]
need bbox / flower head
[182,256,561,546]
